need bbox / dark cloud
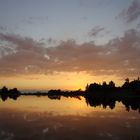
[88,26,105,37]
[119,0,140,23]
[0,29,140,79]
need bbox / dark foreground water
[0,96,140,140]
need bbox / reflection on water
[0,95,140,140]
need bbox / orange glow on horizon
[0,72,123,91]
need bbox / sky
[0,0,140,90]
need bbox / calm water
[0,96,140,140]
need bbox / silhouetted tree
[0,86,20,101]
[125,78,129,83]
[102,81,107,87]
[9,88,19,95]
[109,81,115,88]
[87,83,101,92]
[122,78,130,89]
[1,86,8,94]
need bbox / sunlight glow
[0,72,122,90]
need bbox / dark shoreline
[0,77,140,113]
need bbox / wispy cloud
[0,29,140,79]
[88,26,105,37]
[118,0,140,23]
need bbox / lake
[0,95,140,140]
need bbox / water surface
[0,96,140,140]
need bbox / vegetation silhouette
[0,86,20,101]
[84,77,140,112]
[0,77,140,112]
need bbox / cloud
[0,29,140,79]
[119,0,140,23]
[0,33,47,76]
[88,26,105,37]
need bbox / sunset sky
[0,0,140,90]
